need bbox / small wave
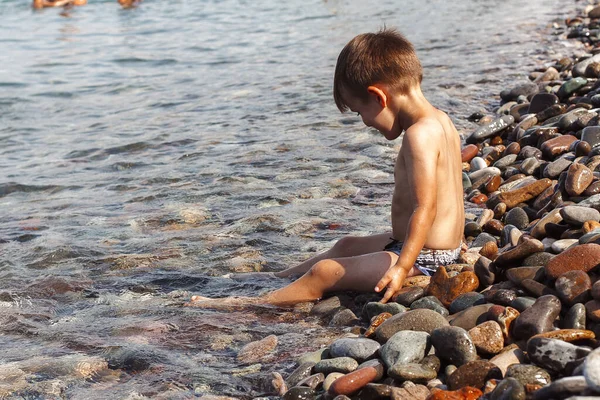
[32,91,76,99]
[0,82,27,88]
[0,183,81,198]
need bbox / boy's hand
[375,266,408,303]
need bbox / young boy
[189,28,464,307]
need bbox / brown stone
[531,208,563,239]
[540,134,578,159]
[486,179,552,210]
[494,238,544,268]
[504,142,521,156]
[583,181,600,196]
[585,299,600,322]
[555,270,592,305]
[493,202,507,219]
[483,219,503,236]
[506,266,544,285]
[490,344,527,375]
[521,279,558,298]
[471,194,488,205]
[447,360,503,391]
[425,386,483,400]
[584,220,600,233]
[565,163,594,197]
[237,335,278,364]
[405,276,431,288]
[329,366,379,396]
[426,267,479,307]
[390,384,430,400]
[364,313,393,338]
[545,243,600,279]
[486,306,520,340]
[480,241,498,260]
[468,321,504,355]
[485,175,502,194]
[530,328,595,342]
[462,145,479,163]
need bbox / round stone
[510,296,536,312]
[512,295,562,340]
[584,347,600,392]
[468,320,504,355]
[527,337,591,373]
[506,364,551,387]
[447,360,503,391]
[449,292,486,314]
[379,331,431,368]
[564,303,587,330]
[283,387,316,400]
[545,244,600,279]
[488,377,526,400]
[393,287,425,307]
[555,270,592,306]
[504,208,529,230]
[329,338,381,363]
[363,302,407,320]
[430,326,477,366]
[375,309,450,342]
[314,357,359,374]
[387,363,437,383]
[410,296,449,317]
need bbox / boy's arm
[375,125,439,303]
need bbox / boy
[189,28,464,307]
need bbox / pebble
[531,376,589,400]
[363,302,407,320]
[512,295,561,340]
[328,366,378,396]
[410,296,449,317]
[545,244,600,279]
[527,337,591,373]
[426,267,479,307]
[530,328,595,342]
[393,287,425,306]
[314,357,359,375]
[467,115,515,144]
[490,345,527,375]
[493,237,544,268]
[449,292,485,314]
[509,296,536,312]
[364,312,393,338]
[551,238,578,253]
[323,372,344,392]
[560,205,600,226]
[287,362,317,387]
[564,303,587,330]
[488,377,525,400]
[506,364,551,387]
[585,299,600,322]
[329,338,381,363]
[447,360,502,391]
[430,326,477,366]
[427,386,483,400]
[468,321,504,355]
[330,308,360,327]
[555,270,592,305]
[379,330,431,368]
[593,281,600,301]
[375,309,449,342]
[449,304,494,331]
[296,373,324,389]
[487,179,552,209]
[584,347,600,392]
[565,163,594,197]
[504,207,529,230]
[297,349,328,365]
[283,387,316,400]
[387,362,437,383]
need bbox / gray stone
[363,302,407,320]
[528,93,559,114]
[527,337,591,373]
[564,303,587,329]
[329,338,381,363]
[489,377,526,400]
[379,331,431,368]
[558,77,588,99]
[544,157,573,179]
[470,156,488,172]
[430,326,477,367]
[506,364,551,387]
[469,167,502,182]
[393,287,425,307]
[449,292,486,314]
[512,295,562,340]
[387,362,437,383]
[501,82,539,102]
[531,376,589,400]
[560,205,600,226]
[505,208,529,230]
[584,347,600,392]
[494,154,519,171]
[510,297,537,312]
[521,252,555,266]
[552,239,579,253]
[287,362,317,386]
[573,54,600,78]
[329,308,359,327]
[578,194,600,211]
[472,233,498,248]
[283,387,316,400]
[410,296,449,317]
[520,157,542,175]
[449,303,494,331]
[375,309,449,342]
[314,357,359,374]
[467,115,515,144]
[582,126,600,148]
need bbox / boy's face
[343,89,402,140]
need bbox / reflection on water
[0,0,577,397]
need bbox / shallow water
[0,0,580,397]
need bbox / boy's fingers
[375,275,391,293]
[381,287,394,303]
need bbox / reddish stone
[471,194,488,205]
[494,238,544,268]
[426,267,480,307]
[545,244,600,280]
[530,328,595,342]
[486,179,553,209]
[483,219,503,236]
[364,312,393,338]
[447,360,502,391]
[426,387,483,400]
[468,321,504,355]
[462,145,479,163]
[540,134,578,159]
[555,270,592,305]
[480,241,499,260]
[565,163,594,197]
[485,175,502,193]
[487,306,520,340]
[585,299,600,322]
[503,142,521,156]
[329,366,379,396]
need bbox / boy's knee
[309,259,343,281]
[333,236,360,255]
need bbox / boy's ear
[367,85,388,108]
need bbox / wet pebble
[283,386,316,400]
[468,321,504,355]
[237,334,278,364]
[449,292,485,314]
[314,357,359,375]
[375,309,449,341]
[506,364,551,387]
[430,326,477,367]
[527,337,591,373]
[584,347,600,392]
[387,362,437,383]
[426,267,479,307]
[512,295,561,340]
[379,330,431,368]
[447,361,503,390]
[329,338,380,363]
[363,302,407,320]
[555,270,592,305]
[488,377,525,400]
[531,376,589,400]
[410,296,449,317]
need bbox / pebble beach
[267,3,600,400]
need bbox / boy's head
[333,28,422,113]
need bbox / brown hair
[333,28,423,112]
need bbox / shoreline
[263,3,600,400]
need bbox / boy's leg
[273,233,393,278]
[261,251,422,306]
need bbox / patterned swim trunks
[383,239,461,276]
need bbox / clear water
[0,0,577,397]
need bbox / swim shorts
[383,239,461,276]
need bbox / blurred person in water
[188,28,465,308]
[33,0,141,8]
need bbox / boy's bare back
[392,110,464,250]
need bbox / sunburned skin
[118,0,142,8]
[32,0,86,8]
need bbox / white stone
[584,347,600,392]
